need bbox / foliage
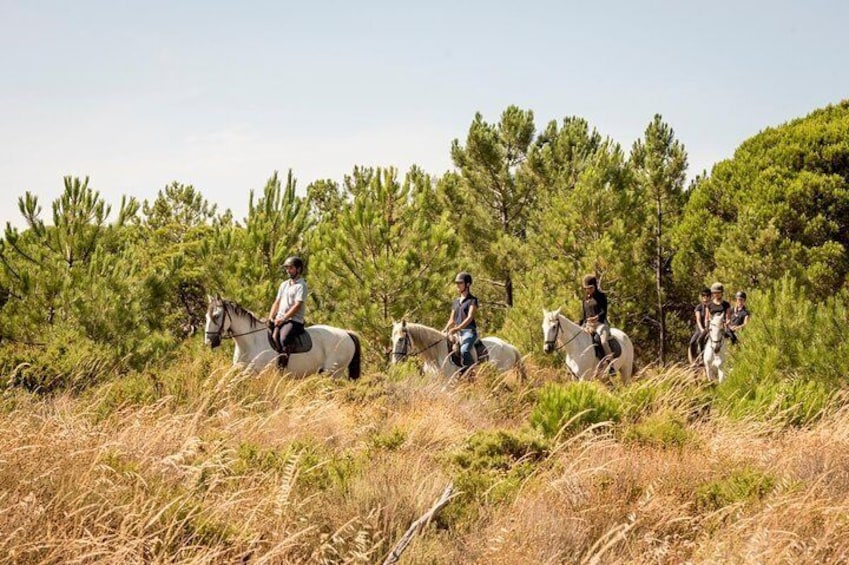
[716,276,847,426]
[530,382,622,438]
[621,409,692,448]
[443,429,549,526]
[309,166,458,359]
[695,467,775,512]
[448,106,536,313]
[674,100,849,296]
[630,115,689,363]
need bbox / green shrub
[368,427,407,451]
[622,410,692,448]
[441,429,549,528]
[695,466,775,511]
[84,373,160,420]
[714,277,848,426]
[530,382,621,439]
[0,328,121,394]
[719,375,834,427]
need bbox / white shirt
[275,277,307,323]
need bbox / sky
[2,1,848,227]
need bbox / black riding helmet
[454,271,472,285]
[582,274,597,289]
[283,256,304,277]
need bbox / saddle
[591,333,622,360]
[449,337,489,367]
[267,325,313,355]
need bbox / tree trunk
[656,194,666,364]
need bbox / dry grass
[2,356,849,564]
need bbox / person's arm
[443,308,455,333]
[731,312,750,331]
[268,296,280,321]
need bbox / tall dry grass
[2,355,849,564]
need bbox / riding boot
[277,352,289,370]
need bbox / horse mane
[556,312,582,330]
[405,323,444,345]
[221,299,263,328]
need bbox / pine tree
[631,115,688,364]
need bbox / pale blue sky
[2,1,847,226]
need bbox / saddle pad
[450,340,489,367]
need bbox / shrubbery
[717,277,848,426]
[530,382,621,438]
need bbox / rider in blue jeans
[443,271,478,374]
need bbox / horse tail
[346,332,362,380]
[516,352,528,381]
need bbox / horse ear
[215,292,221,301]
[401,319,407,329]
[554,307,562,317]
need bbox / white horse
[703,313,727,382]
[390,320,523,378]
[204,296,361,379]
[542,309,634,382]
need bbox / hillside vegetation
[2,101,849,563]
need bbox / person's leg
[597,323,612,357]
[597,323,615,375]
[459,329,476,371]
[276,322,294,368]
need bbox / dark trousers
[273,321,305,353]
[689,329,707,360]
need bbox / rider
[688,287,711,364]
[728,290,751,344]
[268,256,307,369]
[706,281,732,337]
[443,271,478,374]
[579,274,612,368]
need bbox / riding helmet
[454,272,472,285]
[283,256,304,271]
[710,282,724,293]
[735,291,747,299]
[582,274,597,288]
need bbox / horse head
[390,319,410,364]
[204,294,231,349]
[707,313,725,353]
[542,308,562,354]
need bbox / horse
[204,296,361,379]
[542,309,634,382]
[703,313,727,382]
[390,320,523,378]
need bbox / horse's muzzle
[543,342,554,354]
[208,334,221,349]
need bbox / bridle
[206,301,269,346]
[392,329,444,361]
[544,316,583,352]
[707,316,725,349]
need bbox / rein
[206,302,270,341]
[394,331,445,360]
[545,317,583,351]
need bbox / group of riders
[688,282,751,364]
[267,255,750,373]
